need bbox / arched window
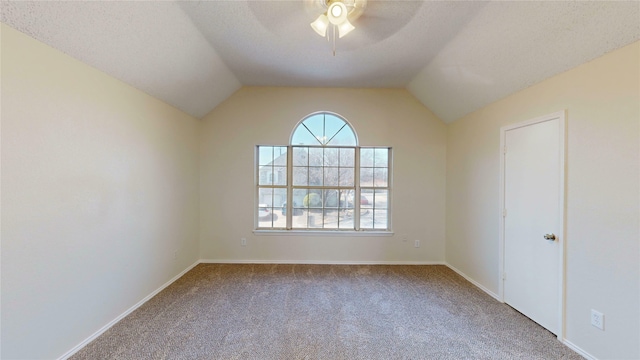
[256,112,391,232]
[290,112,357,146]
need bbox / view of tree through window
[257,112,391,231]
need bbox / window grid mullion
[286,147,293,229]
[355,147,361,231]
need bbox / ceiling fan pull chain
[332,25,336,56]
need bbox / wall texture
[199,87,447,263]
[1,24,200,359]
[446,41,639,359]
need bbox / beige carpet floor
[71,264,582,359]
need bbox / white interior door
[502,113,564,336]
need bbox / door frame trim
[498,110,567,340]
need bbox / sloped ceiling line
[1,1,639,122]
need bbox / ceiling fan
[247,0,424,55]
[309,0,367,38]
[306,0,368,55]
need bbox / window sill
[253,230,394,237]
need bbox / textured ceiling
[0,1,241,119]
[1,1,639,122]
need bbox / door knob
[543,233,556,241]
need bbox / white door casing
[499,111,566,338]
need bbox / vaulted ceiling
[2,1,639,123]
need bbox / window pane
[291,199,305,218]
[258,204,276,228]
[258,167,271,185]
[373,210,388,229]
[258,146,274,166]
[292,126,320,146]
[323,189,339,208]
[360,189,373,208]
[324,115,346,144]
[339,189,355,209]
[303,204,322,228]
[293,189,309,208]
[324,167,339,187]
[293,211,307,228]
[273,166,287,186]
[328,126,357,146]
[275,147,288,164]
[374,148,389,167]
[273,188,287,208]
[323,209,339,229]
[258,188,274,207]
[374,189,388,209]
[309,214,323,228]
[306,190,322,209]
[338,189,355,230]
[293,166,308,186]
[339,208,355,229]
[360,167,373,187]
[293,147,308,166]
[360,206,373,229]
[272,188,287,228]
[340,148,354,166]
[309,167,323,186]
[324,147,339,166]
[374,168,388,187]
[258,188,284,228]
[302,115,325,143]
[309,148,323,166]
[339,168,354,186]
[361,148,374,167]
[293,213,309,228]
[292,189,310,228]
[259,146,287,165]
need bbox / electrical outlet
[591,309,604,330]
[241,237,247,246]
[414,240,420,248]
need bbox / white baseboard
[200,259,447,265]
[443,264,599,359]
[444,263,501,301]
[57,260,200,360]
[562,339,597,360]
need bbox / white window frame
[254,113,393,235]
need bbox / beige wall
[446,41,639,359]
[1,24,200,359]
[200,87,447,263]
[3,19,637,360]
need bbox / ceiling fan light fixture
[337,19,355,38]
[310,14,329,36]
[327,2,348,25]
[310,0,366,55]
[330,3,342,18]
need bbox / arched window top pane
[290,113,357,146]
